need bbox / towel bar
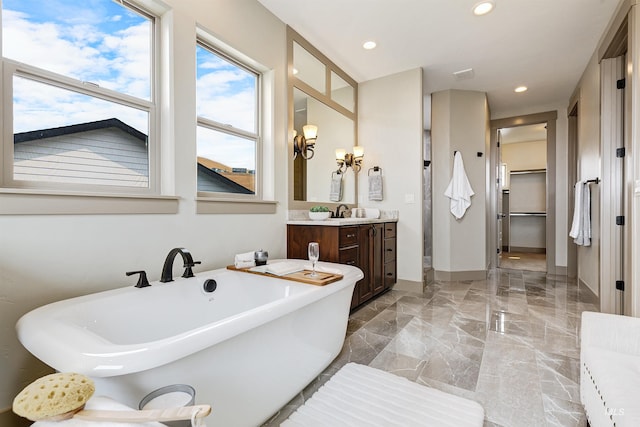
[368,166,382,176]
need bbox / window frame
[0,0,165,205]
[195,36,264,201]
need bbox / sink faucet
[160,248,201,283]
[333,204,349,218]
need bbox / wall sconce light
[293,124,318,160]
[336,146,364,172]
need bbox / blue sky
[3,0,257,170]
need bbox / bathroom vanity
[287,219,397,309]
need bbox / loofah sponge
[13,372,95,421]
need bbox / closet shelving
[506,169,546,253]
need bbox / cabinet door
[286,225,340,262]
[371,223,384,296]
[357,225,373,304]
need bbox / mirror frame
[287,26,359,210]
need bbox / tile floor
[500,251,547,272]
[264,268,599,427]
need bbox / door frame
[489,111,558,273]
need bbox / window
[1,0,157,193]
[196,39,260,197]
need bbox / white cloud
[3,6,150,99]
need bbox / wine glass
[308,242,319,277]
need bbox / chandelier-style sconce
[336,146,364,173]
[293,124,318,160]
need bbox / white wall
[432,90,489,276]
[358,68,424,284]
[0,0,288,411]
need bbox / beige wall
[502,140,547,176]
[0,0,288,411]
[432,90,488,277]
[358,68,424,284]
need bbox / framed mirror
[287,27,358,209]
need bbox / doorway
[498,124,548,272]
[489,111,558,274]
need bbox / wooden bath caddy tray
[226,265,343,286]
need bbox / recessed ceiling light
[363,41,377,50]
[514,86,528,93]
[473,1,495,16]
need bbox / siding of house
[14,127,149,187]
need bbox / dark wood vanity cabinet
[286,221,397,309]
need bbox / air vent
[453,68,475,81]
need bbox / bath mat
[281,363,484,426]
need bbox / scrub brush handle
[73,404,211,422]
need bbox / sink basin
[337,217,375,223]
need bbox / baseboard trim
[393,279,425,293]
[578,278,600,305]
[434,270,487,281]
[508,246,547,254]
[552,266,568,276]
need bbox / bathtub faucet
[160,248,201,283]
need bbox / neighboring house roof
[14,118,147,144]
[13,118,254,194]
[13,118,149,188]
[197,163,253,194]
[197,156,255,193]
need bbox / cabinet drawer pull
[346,233,356,238]
[346,260,356,265]
[386,273,393,276]
[386,248,393,251]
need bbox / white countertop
[287,217,397,226]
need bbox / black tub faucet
[160,248,201,283]
[333,204,349,218]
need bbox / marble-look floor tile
[542,394,588,427]
[447,313,488,345]
[488,310,532,337]
[456,300,493,322]
[535,349,580,383]
[388,294,430,315]
[361,308,413,337]
[264,267,593,427]
[481,332,538,373]
[418,340,484,391]
[369,349,426,381]
[384,316,446,359]
[536,350,581,402]
[333,329,392,367]
[475,367,546,427]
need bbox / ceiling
[500,123,547,144]
[258,0,621,120]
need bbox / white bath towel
[444,152,474,219]
[31,396,168,427]
[265,261,304,276]
[329,172,343,202]
[569,181,591,246]
[234,251,255,268]
[368,174,383,201]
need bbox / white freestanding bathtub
[17,260,362,426]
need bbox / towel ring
[332,171,343,179]
[368,166,382,176]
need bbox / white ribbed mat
[281,363,484,427]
